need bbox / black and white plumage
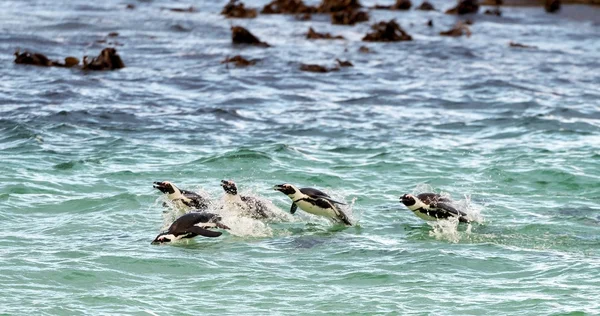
[152,212,230,244]
[273,183,352,225]
[220,180,271,219]
[400,193,470,223]
[153,181,211,211]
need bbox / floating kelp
[439,21,472,37]
[221,55,257,66]
[261,0,317,14]
[317,0,361,12]
[374,0,412,10]
[306,27,345,39]
[358,45,372,53]
[509,41,537,49]
[221,0,258,18]
[336,59,353,67]
[331,9,369,25]
[484,8,502,15]
[14,50,79,68]
[231,26,270,47]
[167,6,197,13]
[427,19,433,27]
[83,48,125,71]
[362,19,412,42]
[416,1,435,10]
[299,63,339,72]
[445,0,479,14]
[545,0,560,12]
[126,4,135,9]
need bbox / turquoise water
[1,0,600,315]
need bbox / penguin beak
[273,185,283,192]
[220,180,228,187]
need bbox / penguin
[153,181,210,211]
[152,212,230,244]
[273,183,352,225]
[220,180,271,219]
[400,193,470,223]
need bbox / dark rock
[83,48,124,70]
[439,21,472,37]
[108,32,119,37]
[445,0,479,14]
[231,26,270,47]
[126,4,135,9]
[221,0,258,18]
[261,0,316,14]
[545,0,560,12]
[331,9,369,25]
[509,41,537,49]
[306,27,345,39]
[336,59,353,67]
[416,1,435,10]
[300,63,339,72]
[221,55,257,66]
[427,19,433,27]
[362,19,412,42]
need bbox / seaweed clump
[445,0,479,14]
[439,21,472,37]
[261,0,317,14]
[231,26,270,47]
[374,0,412,10]
[306,27,345,39]
[299,63,339,73]
[362,20,412,42]
[14,50,79,68]
[221,55,257,66]
[83,48,125,70]
[416,1,435,10]
[221,0,258,18]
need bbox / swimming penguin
[220,180,271,219]
[273,183,352,225]
[152,212,230,244]
[153,181,211,211]
[400,193,470,223]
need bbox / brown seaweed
[336,59,353,67]
[373,0,412,10]
[126,4,135,9]
[317,0,362,12]
[445,0,479,14]
[299,63,339,72]
[83,48,125,71]
[306,27,345,39]
[545,0,560,12]
[439,21,472,37]
[358,46,372,53]
[484,8,502,15]
[221,55,257,66]
[168,6,197,13]
[331,9,369,25]
[509,41,537,49]
[231,26,270,47]
[14,50,79,68]
[221,0,258,18]
[261,0,317,14]
[416,1,436,10]
[362,20,412,42]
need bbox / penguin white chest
[295,200,337,219]
[412,209,440,221]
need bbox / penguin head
[400,194,417,207]
[273,183,297,196]
[153,181,177,194]
[221,180,238,195]
[151,232,175,244]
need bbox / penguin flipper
[336,209,352,226]
[290,203,298,214]
[187,227,222,238]
[432,202,469,222]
